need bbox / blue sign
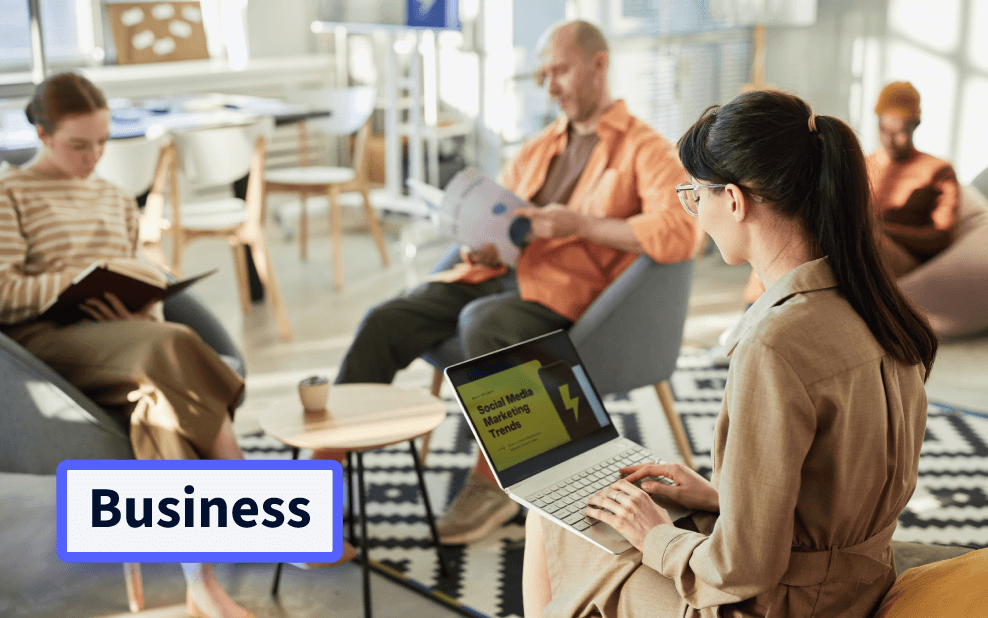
[407,0,460,29]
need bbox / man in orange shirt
[335,20,696,544]
[740,81,959,303]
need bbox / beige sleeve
[640,340,817,608]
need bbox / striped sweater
[0,166,139,324]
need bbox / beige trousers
[6,320,244,460]
[538,515,713,618]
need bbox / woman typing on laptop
[523,90,936,617]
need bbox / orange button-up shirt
[458,100,696,322]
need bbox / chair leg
[123,563,144,612]
[430,368,443,398]
[171,232,185,279]
[298,191,309,261]
[247,237,293,341]
[328,185,345,291]
[416,368,445,466]
[360,187,390,267]
[654,381,695,470]
[230,241,253,315]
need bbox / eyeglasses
[675,182,727,217]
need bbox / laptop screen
[445,330,619,487]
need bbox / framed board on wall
[107,1,209,64]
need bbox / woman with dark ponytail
[523,90,936,618]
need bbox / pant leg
[538,515,708,618]
[335,277,507,384]
[458,290,572,358]
[7,320,244,460]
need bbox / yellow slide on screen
[457,359,573,470]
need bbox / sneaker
[436,471,520,544]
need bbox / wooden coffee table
[259,383,449,618]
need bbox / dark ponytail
[25,72,107,134]
[678,90,937,378]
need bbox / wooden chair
[264,86,389,290]
[167,119,293,341]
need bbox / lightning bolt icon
[560,384,580,420]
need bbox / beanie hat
[875,81,921,120]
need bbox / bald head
[544,20,609,61]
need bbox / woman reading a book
[522,90,937,617]
[0,72,254,618]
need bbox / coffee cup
[298,374,330,412]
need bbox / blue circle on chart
[492,203,507,215]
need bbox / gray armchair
[0,287,246,475]
[420,246,697,469]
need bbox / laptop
[444,330,692,554]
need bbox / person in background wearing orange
[868,81,959,275]
[740,81,960,305]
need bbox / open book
[409,168,532,266]
[40,262,217,324]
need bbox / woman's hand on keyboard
[620,463,720,513]
[586,479,673,551]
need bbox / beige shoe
[437,471,520,545]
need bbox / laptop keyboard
[525,445,667,531]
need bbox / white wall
[246,0,317,58]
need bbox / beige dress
[539,258,928,618]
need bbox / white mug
[298,375,330,412]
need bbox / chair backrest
[293,86,377,137]
[421,249,696,397]
[568,257,695,396]
[170,116,274,188]
[94,132,171,197]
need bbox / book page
[437,168,531,266]
[105,258,169,288]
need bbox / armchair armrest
[430,243,463,274]
[0,331,134,474]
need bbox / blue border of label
[56,460,344,563]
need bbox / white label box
[57,460,343,563]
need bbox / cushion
[875,548,988,617]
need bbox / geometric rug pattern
[241,348,988,618]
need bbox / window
[0,0,33,72]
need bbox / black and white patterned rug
[241,349,988,618]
